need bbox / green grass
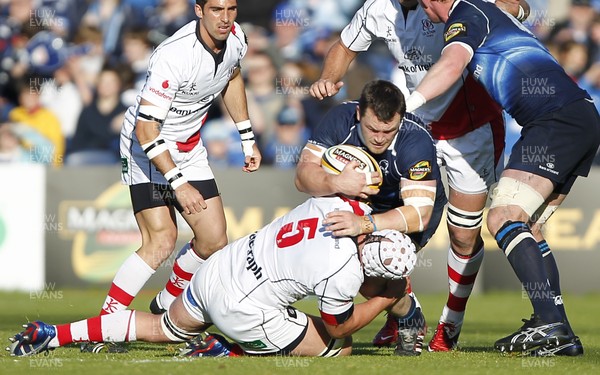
[0,289,599,374]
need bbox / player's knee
[486,210,504,237]
[448,226,482,254]
[194,235,227,259]
[141,229,178,267]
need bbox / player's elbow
[324,324,351,340]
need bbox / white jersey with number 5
[216,196,371,320]
[120,20,248,184]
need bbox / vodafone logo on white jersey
[149,86,173,101]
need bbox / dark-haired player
[296,80,447,356]
[102,0,261,326]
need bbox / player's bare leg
[429,189,487,352]
[101,206,178,315]
[152,195,228,312]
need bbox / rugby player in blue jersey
[406,0,600,356]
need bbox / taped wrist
[516,5,527,22]
[235,120,255,157]
[164,166,187,190]
[141,137,168,160]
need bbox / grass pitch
[0,289,598,375]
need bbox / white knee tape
[318,338,345,357]
[446,203,484,229]
[489,177,545,218]
[161,311,200,342]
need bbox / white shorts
[182,253,309,355]
[435,123,499,195]
[120,129,214,185]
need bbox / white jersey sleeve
[340,0,377,52]
[140,47,183,110]
[315,255,363,322]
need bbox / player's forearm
[407,45,470,112]
[325,296,396,339]
[319,40,357,82]
[221,69,250,122]
[135,121,178,176]
[370,205,433,234]
[295,161,339,196]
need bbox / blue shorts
[506,99,600,194]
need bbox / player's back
[216,197,369,310]
[449,0,589,125]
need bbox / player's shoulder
[228,22,248,49]
[396,112,435,146]
[319,101,359,130]
[156,21,198,51]
[361,0,395,13]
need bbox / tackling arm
[309,40,358,100]
[405,44,472,113]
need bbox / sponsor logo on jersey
[421,19,436,37]
[240,339,267,350]
[408,160,432,180]
[384,26,398,43]
[444,23,467,42]
[180,82,198,96]
[246,233,263,280]
[149,86,173,101]
[162,80,169,89]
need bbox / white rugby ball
[321,144,382,188]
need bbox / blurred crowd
[0,0,599,168]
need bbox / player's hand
[332,160,380,199]
[243,143,261,172]
[323,211,362,237]
[309,79,344,100]
[174,183,207,215]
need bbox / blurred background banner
[36,166,600,293]
[0,164,45,291]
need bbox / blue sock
[538,240,574,335]
[495,222,562,323]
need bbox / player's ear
[356,105,361,121]
[195,4,203,18]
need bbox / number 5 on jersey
[276,218,319,248]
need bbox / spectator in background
[8,77,64,166]
[550,0,596,46]
[0,121,55,163]
[270,1,306,61]
[243,50,285,150]
[40,58,86,143]
[263,104,308,169]
[120,27,152,105]
[66,66,127,165]
[146,0,195,45]
[81,0,132,60]
[558,41,590,79]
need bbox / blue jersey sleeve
[443,3,488,53]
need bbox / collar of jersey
[195,19,228,66]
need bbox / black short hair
[358,80,406,122]
[196,0,207,8]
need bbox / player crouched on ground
[7,193,418,358]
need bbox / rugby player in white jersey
[8,195,417,358]
[98,0,261,329]
[308,0,529,353]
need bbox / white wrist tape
[235,120,256,157]
[138,105,169,124]
[164,167,187,190]
[516,5,526,22]
[141,137,168,160]
[405,91,426,113]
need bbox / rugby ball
[321,144,382,188]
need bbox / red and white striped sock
[49,311,137,348]
[439,244,484,331]
[158,240,204,309]
[100,253,155,315]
